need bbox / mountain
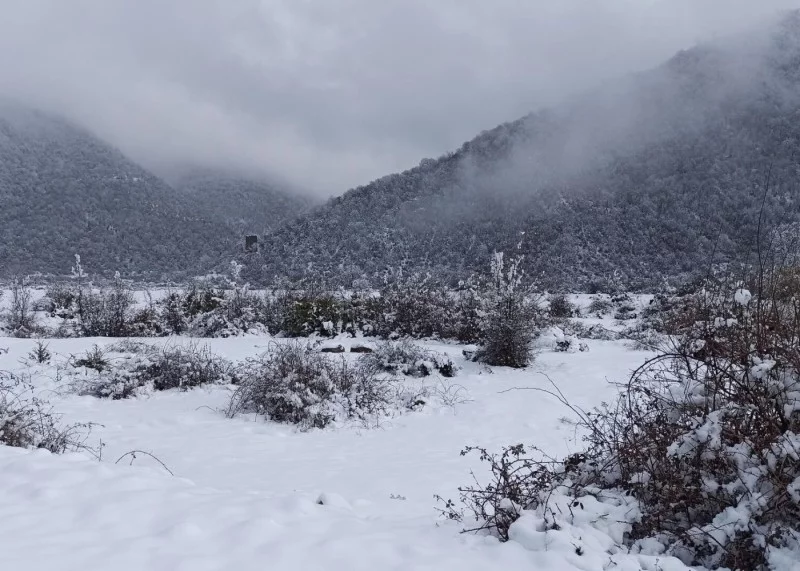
[0,103,307,279]
[251,11,800,291]
[169,168,314,238]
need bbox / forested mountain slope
[251,12,800,290]
[0,104,307,279]
[0,101,228,277]
[170,168,313,238]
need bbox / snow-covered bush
[445,276,800,569]
[159,290,186,334]
[251,274,484,342]
[560,320,619,341]
[360,340,458,378]
[263,286,346,337]
[27,340,51,364]
[135,344,237,391]
[639,291,703,336]
[162,283,267,338]
[547,293,574,319]
[0,371,92,453]
[73,274,136,337]
[187,304,265,337]
[473,253,542,368]
[582,285,800,569]
[326,357,402,423]
[370,274,446,339]
[128,304,165,337]
[227,342,405,430]
[611,292,638,320]
[73,345,111,372]
[228,342,342,428]
[160,282,257,338]
[181,282,224,317]
[353,273,483,342]
[772,266,800,301]
[75,344,235,399]
[550,330,589,353]
[587,296,613,316]
[44,281,78,319]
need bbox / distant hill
[0,103,307,279]
[251,11,800,291]
[169,168,313,238]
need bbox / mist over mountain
[249,12,800,290]
[0,102,306,279]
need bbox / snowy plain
[0,294,743,570]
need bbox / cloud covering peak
[1,0,795,195]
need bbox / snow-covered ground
[0,297,711,570]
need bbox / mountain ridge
[248,11,800,290]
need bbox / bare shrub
[430,379,472,409]
[0,371,94,453]
[436,444,559,541]
[5,277,36,336]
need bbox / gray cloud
[0,0,796,195]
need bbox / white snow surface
[734,288,753,306]
[0,314,778,570]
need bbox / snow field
[0,301,714,570]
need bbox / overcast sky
[0,0,796,195]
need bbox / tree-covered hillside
[0,104,308,279]
[170,168,313,238]
[251,11,800,291]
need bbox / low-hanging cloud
[0,0,796,195]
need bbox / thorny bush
[442,272,800,570]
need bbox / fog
[0,0,796,196]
